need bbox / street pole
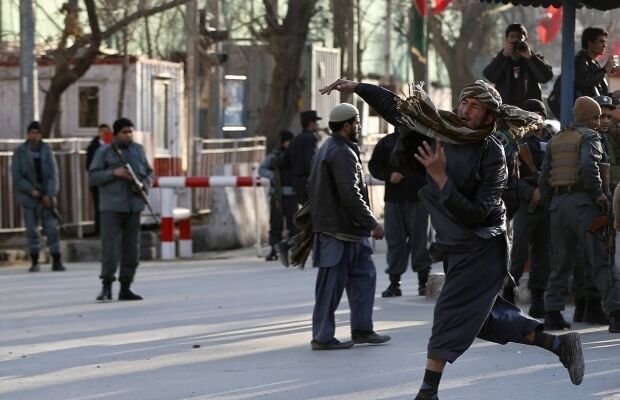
[187,0,198,171]
[20,0,39,133]
[206,0,222,138]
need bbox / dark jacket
[308,134,378,237]
[288,130,319,203]
[368,132,426,203]
[86,136,102,171]
[11,141,59,208]
[574,49,609,97]
[483,50,553,107]
[88,139,153,213]
[355,82,507,239]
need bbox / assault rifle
[518,143,539,213]
[110,143,159,225]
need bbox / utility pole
[20,0,38,133]
[187,0,198,169]
[383,0,392,85]
[206,0,222,138]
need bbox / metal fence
[191,136,267,214]
[0,136,269,236]
[0,138,93,236]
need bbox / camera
[514,40,529,52]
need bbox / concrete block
[61,239,102,262]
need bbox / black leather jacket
[308,134,378,236]
[574,49,609,98]
[355,83,507,237]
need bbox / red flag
[538,6,562,45]
[432,0,452,14]
[415,0,427,16]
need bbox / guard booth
[0,55,185,176]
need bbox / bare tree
[39,0,190,137]
[428,2,498,108]
[253,0,320,151]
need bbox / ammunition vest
[549,128,582,187]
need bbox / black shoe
[382,283,402,297]
[609,312,620,333]
[96,283,112,301]
[265,246,278,261]
[557,332,584,385]
[502,284,516,304]
[418,269,430,296]
[573,300,585,323]
[545,311,571,330]
[275,241,290,267]
[310,338,354,350]
[51,253,66,271]
[583,300,609,325]
[119,282,143,300]
[29,253,40,272]
[352,330,391,345]
[528,301,546,319]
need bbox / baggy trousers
[312,236,376,342]
[509,205,551,291]
[384,201,432,276]
[100,211,141,284]
[22,206,60,254]
[428,235,542,363]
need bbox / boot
[119,282,143,301]
[265,246,278,261]
[573,298,585,323]
[28,253,40,272]
[528,289,546,319]
[545,311,571,330]
[418,269,430,296]
[583,298,610,325]
[96,282,113,301]
[51,253,66,271]
[275,240,291,268]
[381,274,402,297]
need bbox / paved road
[1,247,619,400]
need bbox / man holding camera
[483,23,553,108]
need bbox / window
[78,86,99,128]
[153,78,169,150]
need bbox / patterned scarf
[395,80,542,144]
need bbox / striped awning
[478,0,620,11]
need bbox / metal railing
[0,138,92,236]
[191,136,267,213]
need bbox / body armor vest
[549,128,582,187]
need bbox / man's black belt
[553,185,575,195]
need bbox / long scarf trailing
[395,80,543,144]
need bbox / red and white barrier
[157,176,269,260]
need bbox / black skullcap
[113,117,134,135]
[27,121,41,132]
[280,129,294,144]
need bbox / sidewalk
[1,247,619,400]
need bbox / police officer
[539,97,620,333]
[11,121,65,272]
[368,129,431,297]
[258,130,296,262]
[504,99,551,318]
[89,118,153,301]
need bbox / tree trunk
[255,0,319,151]
[428,3,495,109]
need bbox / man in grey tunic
[89,118,153,301]
[321,79,585,399]
[308,103,390,350]
[11,121,65,272]
[538,96,620,333]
